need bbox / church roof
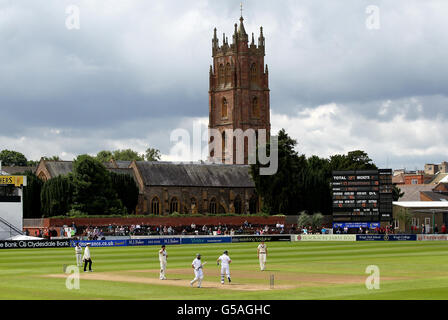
[45,161,73,177]
[135,161,255,188]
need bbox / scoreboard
[332,169,392,223]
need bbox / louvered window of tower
[225,63,232,85]
[250,63,257,84]
[219,64,225,85]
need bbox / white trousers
[160,261,167,279]
[259,254,266,270]
[191,268,204,287]
[76,254,82,266]
[221,266,230,282]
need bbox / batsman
[217,250,232,284]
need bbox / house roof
[115,161,132,169]
[1,166,36,175]
[392,173,404,184]
[135,161,255,188]
[397,184,434,201]
[420,191,448,202]
[45,161,73,177]
[428,172,448,184]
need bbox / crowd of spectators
[68,220,299,240]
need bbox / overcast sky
[1,0,447,170]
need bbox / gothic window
[170,197,179,213]
[222,98,228,118]
[151,197,160,215]
[225,63,231,85]
[219,64,225,85]
[222,130,226,157]
[250,63,257,84]
[234,196,242,214]
[252,97,260,118]
[209,197,217,214]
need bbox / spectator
[434,224,439,234]
[442,224,446,234]
[421,224,425,234]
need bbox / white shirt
[159,249,167,262]
[83,247,91,260]
[192,258,203,270]
[258,244,267,254]
[75,246,82,255]
[218,254,231,267]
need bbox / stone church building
[35,13,270,215]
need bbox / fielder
[257,240,267,271]
[217,250,232,284]
[159,245,167,280]
[190,254,206,288]
[75,242,83,267]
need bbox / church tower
[208,10,271,164]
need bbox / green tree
[40,175,73,217]
[96,150,113,163]
[20,171,43,218]
[297,211,312,227]
[110,172,139,214]
[0,150,27,166]
[392,185,404,201]
[250,129,307,215]
[311,213,324,228]
[112,149,144,161]
[71,154,125,215]
[145,147,161,161]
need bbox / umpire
[83,243,93,272]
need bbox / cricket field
[1,241,448,300]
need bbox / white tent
[6,235,44,240]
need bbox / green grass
[1,241,448,299]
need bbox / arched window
[151,197,160,215]
[222,98,228,118]
[209,198,217,214]
[225,63,231,85]
[170,197,179,213]
[252,97,260,118]
[250,63,257,84]
[219,64,225,85]
[234,196,242,214]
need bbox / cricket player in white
[190,254,205,288]
[257,241,267,271]
[159,245,167,280]
[75,243,83,267]
[83,243,93,272]
[217,250,232,284]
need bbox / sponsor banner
[295,234,356,241]
[231,235,291,243]
[333,222,380,229]
[71,240,128,247]
[181,236,231,244]
[0,240,70,249]
[0,175,26,187]
[417,234,448,241]
[356,234,417,241]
